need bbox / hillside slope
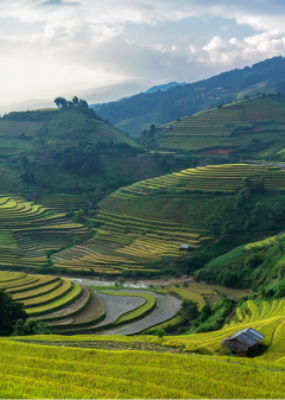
[3,296,285,400]
[140,94,285,160]
[52,164,285,277]
[196,232,285,297]
[0,101,189,209]
[95,56,285,137]
[0,195,88,271]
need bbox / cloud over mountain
[1,0,285,109]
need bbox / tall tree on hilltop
[54,96,67,108]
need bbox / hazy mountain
[94,57,285,137]
[144,82,187,94]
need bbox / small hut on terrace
[222,328,265,354]
[179,244,191,252]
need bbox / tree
[156,328,165,338]
[0,290,27,336]
[12,319,50,336]
[54,96,67,108]
[79,99,88,109]
[72,96,79,107]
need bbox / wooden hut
[179,244,191,252]
[222,328,265,354]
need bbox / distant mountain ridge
[90,81,187,107]
[144,81,187,94]
[94,56,285,137]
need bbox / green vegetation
[0,272,174,335]
[52,163,285,276]
[1,64,285,400]
[0,98,192,211]
[196,232,285,297]
[0,290,26,335]
[0,335,284,398]
[95,56,285,137]
[141,94,285,161]
[0,272,85,321]
[0,195,88,270]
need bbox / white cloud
[200,32,285,67]
[1,0,285,108]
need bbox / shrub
[156,328,165,338]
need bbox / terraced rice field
[52,210,208,274]
[103,290,181,335]
[2,335,285,399]
[1,278,284,399]
[162,298,285,360]
[0,271,180,334]
[0,195,88,270]
[0,272,85,319]
[110,163,285,198]
[157,281,249,310]
[52,163,285,275]
[154,96,285,154]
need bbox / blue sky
[1,0,285,110]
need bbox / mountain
[0,98,193,209]
[140,93,285,162]
[52,163,285,278]
[90,81,187,108]
[94,56,285,137]
[144,82,187,94]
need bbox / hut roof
[180,244,191,249]
[223,328,264,348]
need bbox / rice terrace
[1,4,285,399]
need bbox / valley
[0,61,285,399]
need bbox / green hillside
[2,292,285,399]
[0,195,88,271]
[0,271,163,334]
[140,94,285,160]
[196,233,285,297]
[95,56,285,137]
[0,99,190,209]
[52,163,285,277]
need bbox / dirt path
[101,290,182,335]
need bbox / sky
[1,0,285,110]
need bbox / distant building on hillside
[161,125,173,132]
[179,244,191,252]
[222,328,265,354]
